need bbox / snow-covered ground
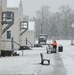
[57,40,74,75]
[0,40,74,75]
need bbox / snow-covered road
[0,40,74,75]
[58,40,74,75]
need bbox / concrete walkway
[0,45,66,75]
[38,52,66,75]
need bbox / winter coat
[52,41,57,48]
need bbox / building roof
[7,0,20,8]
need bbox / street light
[71,23,74,45]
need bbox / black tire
[48,60,50,65]
[41,61,44,65]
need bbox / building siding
[0,6,2,54]
[21,30,35,47]
[2,8,22,50]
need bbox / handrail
[1,39,33,50]
[2,22,14,34]
[13,41,21,46]
[26,39,33,47]
[2,40,21,46]
[20,29,27,36]
[1,40,21,48]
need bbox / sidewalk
[38,52,66,75]
[0,45,66,75]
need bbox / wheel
[48,60,50,65]
[41,60,44,65]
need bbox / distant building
[21,21,35,47]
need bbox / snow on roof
[7,0,20,8]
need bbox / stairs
[20,28,28,36]
[2,11,14,34]
[2,23,13,34]
[20,21,28,36]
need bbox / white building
[1,0,36,51]
[2,0,23,50]
[21,21,35,47]
[0,0,2,54]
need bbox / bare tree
[35,5,74,39]
[58,5,74,39]
[35,5,51,36]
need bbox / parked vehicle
[38,34,47,44]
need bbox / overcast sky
[21,0,74,18]
[7,0,74,18]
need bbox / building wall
[20,21,35,47]
[21,30,35,47]
[8,9,20,50]
[0,6,2,54]
[2,8,23,50]
[1,0,24,50]
[0,0,7,51]
[1,0,7,11]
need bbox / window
[7,31,11,39]
[21,23,27,28]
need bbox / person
[52,40,58,53]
